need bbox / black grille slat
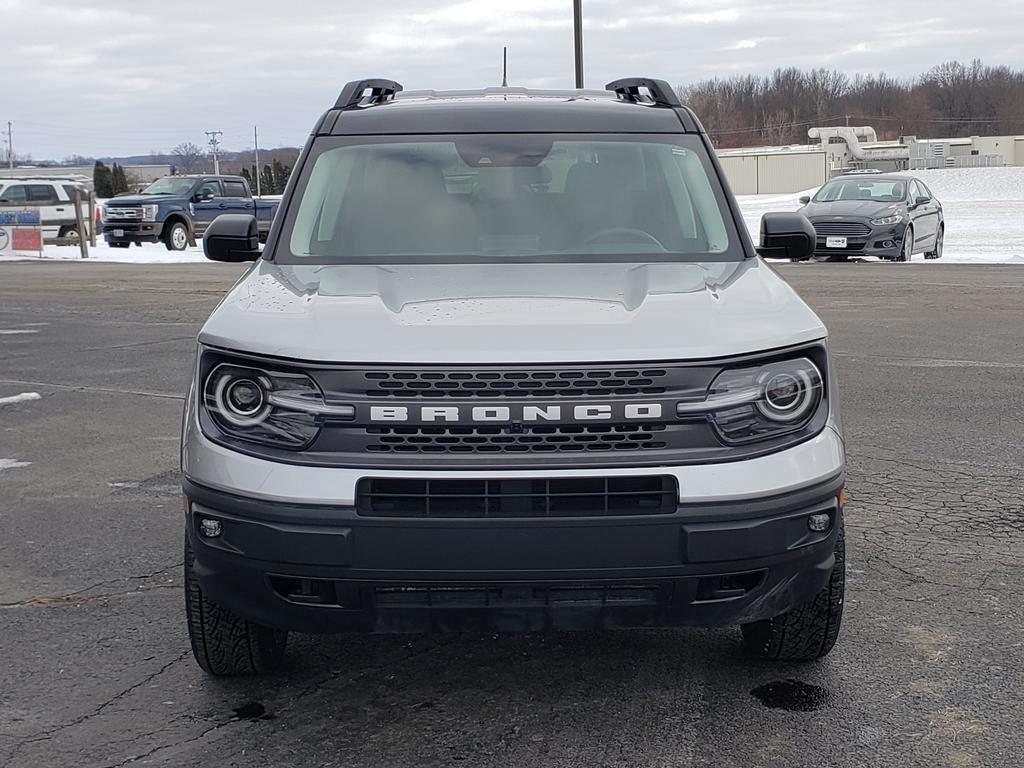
[362,368,670,399]
[365,423,669,454]
[357,476,678,518]
[811,221,872,237]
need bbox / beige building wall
[718,151,827,195]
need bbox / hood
[199,259,827,364]
[802,199,901,219]
[104,194,181,206]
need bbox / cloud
[4,0,1023,158]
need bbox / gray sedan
[798,174,944,262]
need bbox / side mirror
[913,196,929,208]
[195,190,214,203]
[798,195,811,205]
[203,214,261,262]
[756,212,817,261]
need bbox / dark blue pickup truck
[101,175,279,251]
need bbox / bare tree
[171,142,206,173]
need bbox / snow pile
[737,166,1024,264]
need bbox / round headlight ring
[755,363,820,423]
[213,371,272,427]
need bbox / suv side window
[27,184,61,204]
[223,180,248,197]
[0,184,28,203]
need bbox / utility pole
[502,46,508,88]
[573,0,584,88]
[205,130,223,175]
[253,125,262,196]
[6,121,12,169]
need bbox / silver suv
[181,78,846,675]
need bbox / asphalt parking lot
[1,261,1022,768]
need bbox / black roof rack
[335,78,404,109]
[605,77,680,107]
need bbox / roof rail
[334,78,404,110]
[605,77,680,107]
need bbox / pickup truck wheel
[58,226,80,244]
[184,536,288,676]
[165,222,189,251]
[740,521,845,661]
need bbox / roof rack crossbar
[605,77,680,107]
[335,78,404,110]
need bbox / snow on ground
[737,166,1024,264]
[2,167,1023,264]
[0,240,207,264]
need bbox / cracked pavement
[1,262,1022,767]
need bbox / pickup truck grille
[810,220,871,237]
[104,207,144,220]
[364,367,671,399]
[365,423,669,454]
[356,476,678,518]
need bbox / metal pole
[573,0,584,88]
[7,121,12,169]
[502,47,508,88]
[253,125,262,196]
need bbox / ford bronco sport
[182,78,845,675]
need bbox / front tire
[164,221,189,251]
[741,521,845,661]
[925,225,944,260]
[184,536,288,676]
[897,227,914,262]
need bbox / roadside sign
[0,208,44,257]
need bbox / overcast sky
[6,0,1024,159]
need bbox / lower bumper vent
[356,476,678,518]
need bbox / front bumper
[185,473,844,634]
[812,221,907,259]
[103,221,161,243]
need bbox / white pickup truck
[0,178,96,242]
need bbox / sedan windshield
[282,134,740,264]
[141,177,198,196]
[813,179,906,203]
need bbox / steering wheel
[581,227,667,251]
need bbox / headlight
[141,204,159,222]
[203,362,350,449]
[869,213,903,226]
[680,357,824,444]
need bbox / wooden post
[72,187,89,259]
[87,191,97,247]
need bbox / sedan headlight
[203,362,350,449]
[141,204,159,222]
[869,213,903,226]
[679,357,824,444]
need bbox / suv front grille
[104,207,144,220]
[364,368,670,398]
[365,423,669,454]
[356,476,678,518]
[810,221,871,237]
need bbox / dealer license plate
[825,236,847,249]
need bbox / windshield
[813,179,906,203]
[281,135,739,264]
[141,177,198,196]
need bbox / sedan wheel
[925,226,944,260]
[897,228,914,262]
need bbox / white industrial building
[718,128,1024,194]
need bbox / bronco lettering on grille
[369,403,663,423]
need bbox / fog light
[882,240,894,248]
[807,513,831,532]
[199,517,223,538]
